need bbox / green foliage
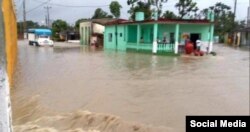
[17,21,40,34]
[17,21,48,38]
[127,1,152,20]
[203,2,235,42]
[162,10,177,19]
[92,8,113,19]
[52,19,68,39]
[127,0,168,19]
[148,0,168,16]
[109,1,122,18]
[175,0,198,19]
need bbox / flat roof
[105,18,212,26]
[28,29,52,35]
[80,18,119,25]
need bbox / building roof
[105,18,212,26]
[80,18,120,26]
[28,29,52,35]
[234,27,250,32]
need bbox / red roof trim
[105,18,211,26]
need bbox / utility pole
[44,6,51,28]
[248,0,250,27]
[45,15,48,27]
[23,0,26,38]
[233,0,237,22]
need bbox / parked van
[28,29,54,46]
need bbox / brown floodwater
[11,40,249,132]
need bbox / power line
[26,0,50,13]
[23,0,26,33]
[33,0,109,8]
[15,0,24,19]
[233,0,237,21]
[44,6,52,28]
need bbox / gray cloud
[15,0,249,25]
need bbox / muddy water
[11,40,249,132]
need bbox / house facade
[230,28,250,47]
[79,19,115,46]
[104,12,215,55]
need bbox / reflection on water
[11,41,249,132]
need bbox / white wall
[93,23,104,34]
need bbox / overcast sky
[15,0,250,25]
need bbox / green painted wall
[104,23,212,54]
[104,26,116,49]
[179,24,210,42]
[158,24,176,43]
[127,25,137,43]
[141,25,153,43]
[104,25,127,51]
[117,25,126,50]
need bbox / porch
[126,23,178,54]
[125,21,213,54]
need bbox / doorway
[190,33,201,50]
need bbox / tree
[17,21,40,33]
[75,18,89,31]
[148,0,168,16]
[127,0,168,19]
[162,10,177,19]
[202,2,235,42]
[127,0,152,20]
[17,21,42,38]
[175,0,198,19]
[92,8,113,19]
[235,20,246,29]
[199,8,209,19]
[109,1,122,18]
[52,19,68,39]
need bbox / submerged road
[11,40,249,132]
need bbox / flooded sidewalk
[11,40,249,132]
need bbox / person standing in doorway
[196,38,201,51]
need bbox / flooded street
[11,40,249,132]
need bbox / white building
[79,19,116,46]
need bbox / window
[108,33,112,42]
[39,35,49,38]
[120,33,122,37]
[170,33,175,44]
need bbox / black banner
[186,116,250,132]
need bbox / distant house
[59,30,80,42]
[231,28,250,47]
[79,19,115,47]
[104,12,215,55]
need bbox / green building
[104,12,215,55]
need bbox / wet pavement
[11,40,249,132]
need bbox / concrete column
[0,1,12,131]
[209,25,214,52]
[83,26,85,45]
[136,24,140,50]
[152,23,158,53]
[174,24,180,54]
[209,11,215,53]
